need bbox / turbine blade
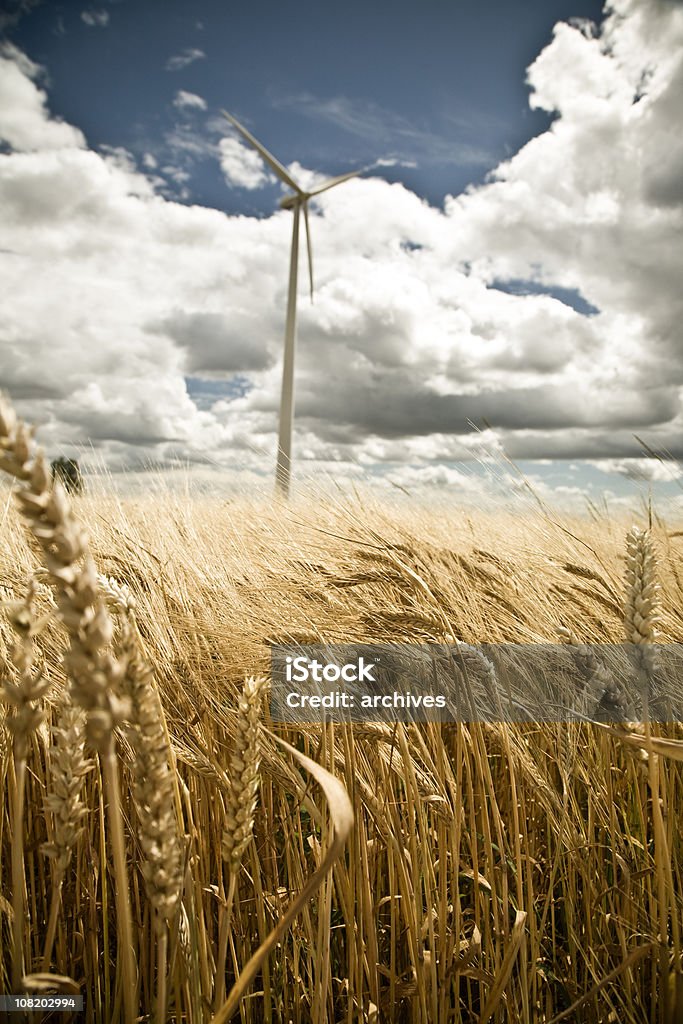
[220,109,302,193]
[307,169,360,198]
[302,200,314,301]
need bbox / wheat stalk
[101,577,183,1022]
[103,582,183,926]
[123,626,183,924]
[121,619,182,1022]
[0,704,7,766]
[215,674,267,1009]
[622,525,676,1011]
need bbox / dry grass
[1,418,683,1021]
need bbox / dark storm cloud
[0,346,72,400]
[641,59,683,208]
[60,406,181,446]
[503,431,683,461]
[0,374,64,401]
[295,377,680,442]
[154,311,275,374]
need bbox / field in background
[1,487,683,1022]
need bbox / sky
[0,0,682,508]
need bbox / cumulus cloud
[1,1,682,504]
[384,463,484,492]
[165,48,205,72]
[0,43,85,151]
[590,458,683,483]
[218,135,275,189]
[173,90,207,112]
[81,9,109,28]
[445,0,683,370]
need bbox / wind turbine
[221,109,360,498]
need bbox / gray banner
[270,643,683,723]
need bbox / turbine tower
[222,110,359,498]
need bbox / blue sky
[8,0,605,211]
[0,0,682,508]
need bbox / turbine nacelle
[279,192,307,211]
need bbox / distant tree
[51,457,84,495]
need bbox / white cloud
[384,463,484,492]
[165,48,206,72]
[218,135,274,189]
[589,458,683,483]
[81,9,109,28]
[161,163,191,184]
[373,157,419,169]
[0,61,283,465]
[444,0,683,365]
[1,0,683,504]
[165,125,215,159]
[0,43,85,151]
[173,90,207,112]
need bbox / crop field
[1,396,683,1023]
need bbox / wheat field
[1,397,683,1023]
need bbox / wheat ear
[557,626,634,722]
[122,618,183,1022]
[42,696,92,969]
[99,573,137,616]
[102,575,182,1022]
[215,675,267,1009]
[624,526,660,704]
[1,580,51,989]
[624,527,675,1005]
[0,393,137,1021]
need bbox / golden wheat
[1,391,682,1022]
[221,674,266,873]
